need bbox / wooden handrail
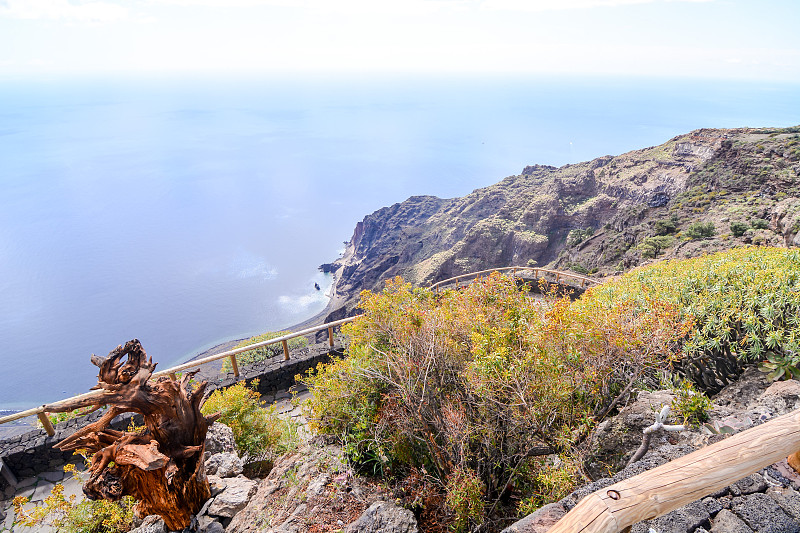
[0,267,598,434]
[548,407,800,532]
[0,316,358,432]
[429,266,599,291]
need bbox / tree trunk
[45,339,219,530]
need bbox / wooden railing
[0,267,598,437]
[429,266,600,292]
[548,407,800,532]
[0,316,357,436]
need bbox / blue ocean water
[0,74,798,410]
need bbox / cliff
[325,126,800,314]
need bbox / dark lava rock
[732,492,799,532]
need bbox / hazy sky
[1,0,798,80]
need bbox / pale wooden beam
[548,408,800,532]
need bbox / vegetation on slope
[304,246,800,531]
[220,332,308,373]
[201,380,299,459]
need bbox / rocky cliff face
[325,127,800,314]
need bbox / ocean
[0,74,798,411]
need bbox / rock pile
[226,439,417,533]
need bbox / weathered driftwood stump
[45,339,219,530]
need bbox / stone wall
[0,344,338,490]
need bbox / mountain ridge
[324,126,800,317]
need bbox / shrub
[759,350,800,381]
[302,274,687,526]
[751,218,769,230]
[569,262,589,274]
[566,227,594,246]
[654,219,677,236]
[445,466,485,533]
[221,332,308,373]
[684,221,716,239]
[516,456,580,516]
[201,380,298,458]
[593,247,800,393]
[730,221,749,237]
[671,381,712,426]
[13,461,136,533]
[638,236,674,258]
[36,406,101,429]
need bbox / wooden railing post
[328,326,335,348]
[38,412,55,437]
[229,354,240,378]
[282,340,290,361]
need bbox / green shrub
[638,236,674,258]
[671,381,712,426]
[516,457,580,517]
[201,380,298,458]
[730,221,749,237]
[751,218,769,230]
[569,262,589,274]
[593,247,800,392]
[35,406,101,429]
[759,350,800,381]
[654,219,677,236]
[221,332,308,373]
[566,227,594,246]
[684,221,716,239]
[446,466,485,533]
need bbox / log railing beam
[428,266,599,292]
[548,408,800,533]
[0,316,359,428]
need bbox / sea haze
[0,74,798,410]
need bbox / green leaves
[594,247,800,391]
[758,351,800,381]
[201,380,297,458]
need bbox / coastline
[183,270,348,369]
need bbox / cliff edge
[325,126,800,314]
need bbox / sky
[0,0,799,81]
